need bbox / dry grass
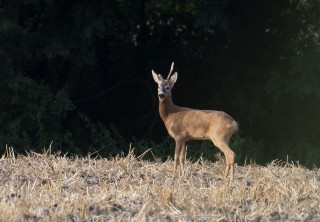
[0,147,319,221]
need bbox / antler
[166,62,175,80]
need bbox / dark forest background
[1,0,320,167]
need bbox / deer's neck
[159,93,177,120]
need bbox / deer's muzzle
[158,93,165,99]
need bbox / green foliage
[194,1,229,32]
[0,75,74,152]
[274,140,320,168]
[78,114,126,157]
[1,0,320,168]
[184,133,266,164]
[131,136,174,161]
[230,134,266,165]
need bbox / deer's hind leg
[210,137,235,181]
[219,143,235,181]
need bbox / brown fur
[152,63,238,180]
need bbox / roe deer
[152,62,238,180]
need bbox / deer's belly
[185,129,209,140]
[167,125,209,140]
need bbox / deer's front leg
[173,138,183,175]
[179,141,186,176]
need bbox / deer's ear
[169,72,178,85]
[152,70,163,84]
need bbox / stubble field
[0,148,319,221]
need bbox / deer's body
[152,62,238,180]
[159,96,237,141]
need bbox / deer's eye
[165,86,170,90]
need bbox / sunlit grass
[0,147,319,221]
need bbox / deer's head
[152,62,178,101]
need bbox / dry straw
[0,147,319,221]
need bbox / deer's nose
[159,93,165,99]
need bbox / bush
[0,75,74,153]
